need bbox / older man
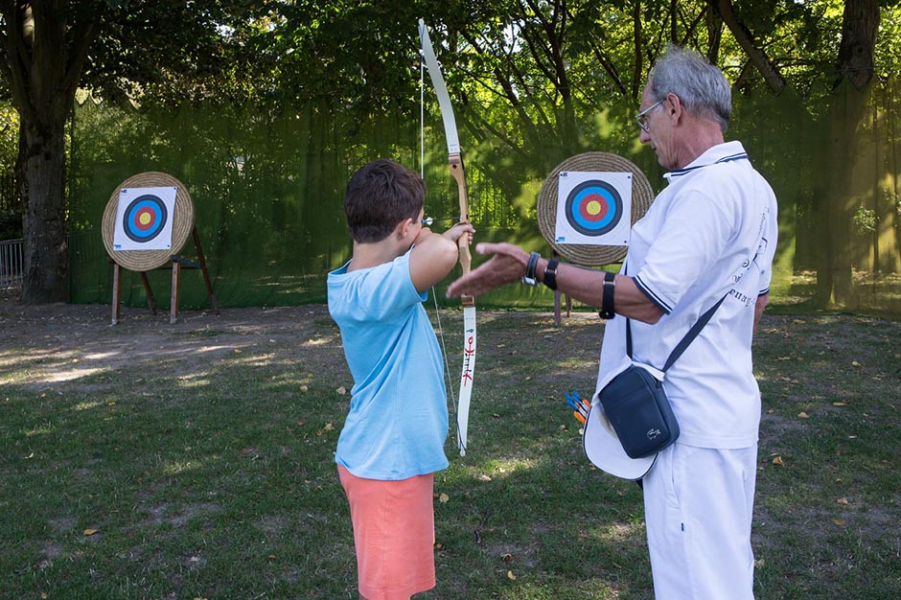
[447,45,777,599]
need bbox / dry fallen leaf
[797,412,809,418]
[336,386,347,395]
[299,385,308,393]
[478,474,492,482]
[833,519,845,526]
[439,493,449,504]
[507,570,516,580]
[836,497,850,505]
[772,456,785,466]
[852,361,861,367]
[83,529,99,536]
[832,401,847,407]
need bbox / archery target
[554,172,632,246]
[112,187,177,251]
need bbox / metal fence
[0,238,23,291]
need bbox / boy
[327,158,474,600]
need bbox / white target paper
[555,171,632,246]
[112,186,177,251]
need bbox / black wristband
[598,271,616,320]
[522,252,541,286]
[543,258,559,290]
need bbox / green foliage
[852,205,878,235]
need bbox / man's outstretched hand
[446,242,531,298]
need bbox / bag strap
[624,262,727,373]
[626,297,725,372]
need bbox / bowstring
[420,46,460,428]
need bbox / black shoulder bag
[598,295,726,459]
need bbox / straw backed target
[102,172,196,273]
[556,172,632,244]
[537,152,654,266]
[113,187,177,250]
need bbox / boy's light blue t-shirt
[327,250,449,480]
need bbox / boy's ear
[396,217,414,238]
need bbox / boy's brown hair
[344,159,425,243]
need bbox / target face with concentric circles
[563,180,624,237]
[122,194,169,243]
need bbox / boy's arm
[409,224,474,293]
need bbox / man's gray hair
[649,45,731,132]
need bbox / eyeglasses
[635,99,664,133]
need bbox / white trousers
[643,443,758,600]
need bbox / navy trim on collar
[668,152,748,178]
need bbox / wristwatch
[522,252,541,286]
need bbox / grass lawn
[0,302,899,599]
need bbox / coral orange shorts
[338,465,437,600]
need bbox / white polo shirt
[595,141,778,449]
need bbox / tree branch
[61,10,103,95]
[709,0,786,94]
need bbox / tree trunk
[19,105,69,303]
[0,1,101,303]
[815,0,879,308]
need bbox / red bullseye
[133,207,158,231]
[579,193,609,222]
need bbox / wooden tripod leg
[111,262,122,325]
[192,227,219,315]
[554,288,562,327]
[140,272,158,315]
[170,261,181,324]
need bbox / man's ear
[666,93,683,122]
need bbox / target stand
[101,172,219,325]
[536,152,655,326]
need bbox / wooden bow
[419,19,476,456]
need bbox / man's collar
[664,141,748,181]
